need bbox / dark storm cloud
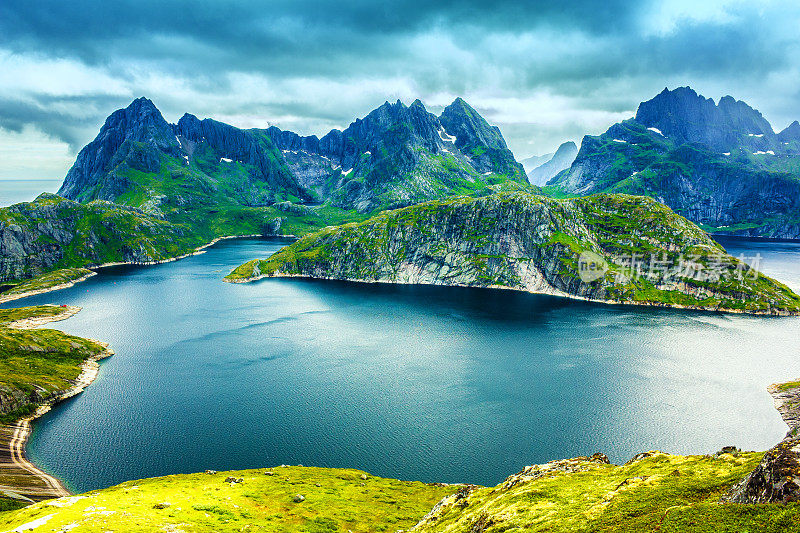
[1,0,799,162]
[0,94,131,150]
[0,0,650,79]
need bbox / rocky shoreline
[228,272,800,317]
[0,308,114,501]
[0,272,97,305]
[0,233,287,305]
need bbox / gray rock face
[0,193,198,282]
[635,87,774,152]
[59,97,180,201]
[528,141,578,186]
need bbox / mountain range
[548,87,800,238]
[58,96,530,220]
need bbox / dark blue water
[5,237,800,492]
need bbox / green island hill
[226,192,800,315]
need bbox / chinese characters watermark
[578,251,762,284]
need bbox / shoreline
[0,233,295,305]
[0,272,97,305]
[767,379,800,435]
[226,272,799,317]
[0,308,114,502]
[0,234,294,500]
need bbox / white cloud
[0,126,74,178]
[0,50,129,97]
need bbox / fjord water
[7,237,800,492]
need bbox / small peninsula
[226,192,800,315]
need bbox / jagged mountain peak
[448,96,470,108]
[58,96,179,201]
[779,120,800,141]
[634,86,774,151]
[528,141,578,187]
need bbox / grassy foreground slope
[0,466,454,533]
[414,452,799,533]
[227,192,800,315]
[1,454,798,532]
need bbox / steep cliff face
[59,97,530,217]
[634,87,774,152]
[227,192,800,315]
[0,193,202,282]
[549,88,800,238]
[264,98,529,212]
[527,141,578,186]
[174,114,309,204]
[58,98,181,202]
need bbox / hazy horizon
[2,0,800,179]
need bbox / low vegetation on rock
[0,305,108,425]
[226,192,800,315]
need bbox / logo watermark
[578,251,608,282]
[577,252,763,283]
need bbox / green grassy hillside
[0,466,454,533]
[1,453,797,532]
[226,192,800,315]
[0,305,108,425]
[414,452,800,533]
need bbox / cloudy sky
[1,0,799,179]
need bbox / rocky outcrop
[723,380,800,503]
[0,193,202,281]
[226,192,800,315]
[769,380,800,437]
[550,87,800,238]
[527,141,578,186]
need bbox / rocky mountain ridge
[58,97,530,216]
[548,87,800,238]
